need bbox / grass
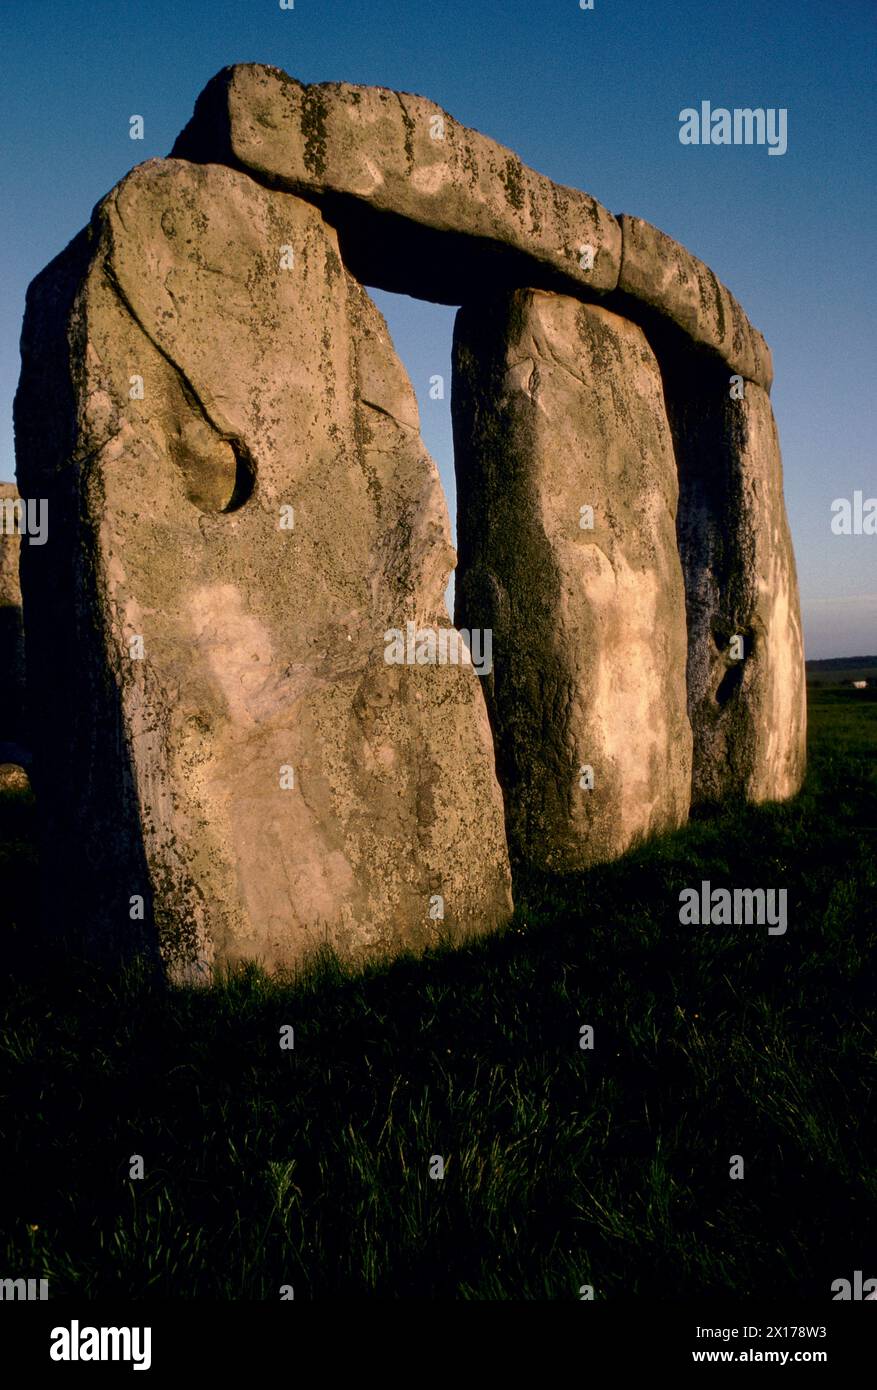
[0,685,875,1299]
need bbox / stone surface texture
[171,64,621,299]
[666,365,806,804]
[14,159,512,977]
[617,214,773,391]
[453,291,693,870]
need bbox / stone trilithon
[12,64,806,975]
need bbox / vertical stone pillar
[453,289,692,870]
[662,354,807,805]
[14,160,512,976]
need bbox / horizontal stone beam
[617,215,773,390]
[171,64,622,299]
[172,65,772,386]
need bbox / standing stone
[0,482,27,762]
[14,159,511,977]
[663,354,806,804]
[453,290,692,871]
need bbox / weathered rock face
[617,215,773,391]
[170,67,778,390]
[0,762,29,794]
[171,64,622,303]
[664,355,806,804]
[14,159,512,976]
[0,482,27,759]
[453,291,693,870]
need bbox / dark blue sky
[2,0,874,656]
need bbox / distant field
[807,682,877,763]
[806,657,877,763]
[806,655,877,688]
[1,684,874,1299]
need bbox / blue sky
[1,0,874,656]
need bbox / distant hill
[807,655,877,670]
[806,656,877,686]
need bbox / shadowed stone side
[0,482,27,762]
[453,290,692,871]
[171,63,622,301]
[14,159,512,978]
[663,357,806,805]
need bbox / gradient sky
[1,0,874,657]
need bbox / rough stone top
[172,63,621,299]
[172,64,772,389]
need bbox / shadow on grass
[0,689,874,1298]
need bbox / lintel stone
[617,214,773,391]
[171,63,622,303]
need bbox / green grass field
[1,682,875,1300]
